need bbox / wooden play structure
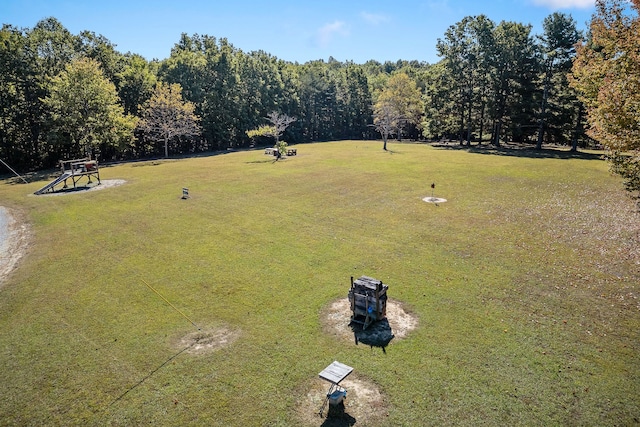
[318,360,353,418]
[34,158,100,195]
[348,276,388,330]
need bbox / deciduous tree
[43,57,136,159]
[374,73,423,144]
[117,54,157,116]
[571,0,640,198]
[372,99,404,151]
[137,82,201,157]
[0,19,79,169]
[246,111,296,157]
[265,111,296,143]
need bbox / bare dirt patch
[294,375,389,426]
[173,326,240,355]
[321,298,418,347]
[0,207,31,288]
[33,179,126,196]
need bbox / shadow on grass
[382,147,404,155]
[0,169,57,185]
[350,318,394,353]
[431,142,604,161]
[320,412,357,427]
[109,344,193,407]
[245,158,283,164]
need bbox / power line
[141,278,201,331]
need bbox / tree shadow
[0,176,28,185]
[383,147,403,155]
[245,159,279,164]
[431,142,604,161]
[350,318,394,353]
[1,169,56,185]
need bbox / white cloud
[531,0,595,9]
[315,21,349,48]
[360,12,390,25]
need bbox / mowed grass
[0,140,638,426]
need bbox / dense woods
[0,2,638,197]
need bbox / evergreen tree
[535,13,581,149]
[489,21,537,146]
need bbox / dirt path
[0,206,30,288]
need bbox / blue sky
[1,0,595,64]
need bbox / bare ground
[0,207,31,289]
[173,326,241,355]
[321,298,419,347]
[294,374,389,426]
[32,179,126,196]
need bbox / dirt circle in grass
[321,298,418,346]
[33,179,126,196]
[294,375,389,426]
[174,327,240,355]
[422,196,447,204]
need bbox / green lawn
[1,141,638,426]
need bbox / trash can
[328,389,346,406]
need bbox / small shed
[348,276,388,330]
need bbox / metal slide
[34,172,72,195]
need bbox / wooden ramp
[34,172,72,195]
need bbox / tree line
[0,4,638,199]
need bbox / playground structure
[348,276,388,330]
[34,158,100,195]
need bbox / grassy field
[0,140,638,426]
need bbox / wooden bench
[265,147,296,157]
